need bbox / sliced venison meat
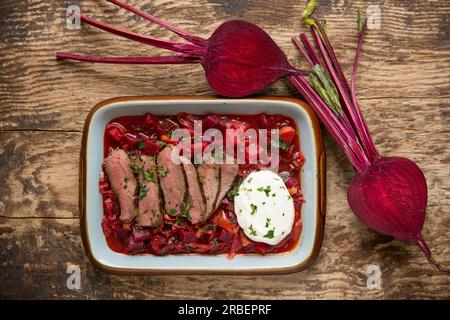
[104,149,138,223]
[215,163,239,211]
[180,157,207,224]
[157,146,186,215]
[197,164,220,219]
[135,155,163,228]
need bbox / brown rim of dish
[79,96,326,275]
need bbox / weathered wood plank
[0,131,79,218]
[0,213,449,299]
[0,0,449,131]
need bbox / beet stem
[106,0,207,46]
[79,14,204,56]
[310,28,370,169]
[313,19,378,164]
[292,36,314,67]
[416,236,450,274]
[291,75,366,171]
[313,19,352,103]
[56,52,201,64]
[295,33,361,150]
[351,21,379,161]
[299,33,321,65]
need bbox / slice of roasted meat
[215,163,239,211]
[134,155,163,228]
[180,157,207,224]
[157,146,186,216]
[197,163,220,219]
[104,149,138,223]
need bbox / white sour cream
[234,170,295,245]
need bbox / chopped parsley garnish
[134,127,142,132]
[272,139,288,152]
[144,169,156,182]
[198,175,205,184]
[157,164,169,177]
[227,177,243,198]
[250,203,257,215]
[158,141,169,148]
[132,164,140,174]
[247,178,253,183]
[272,193,276,197]
[139,184,148,199]
[137,140,146,150]
[264,228,275,239]
[174,216,183,226]
[257,185,272,197]
[200,223,215,232]
[278,140,288,152]
[262,202,266,205]
[265,218,271,228]
[249,225,257,236]
[168,208,177,215]
[182,196,193,219]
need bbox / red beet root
[56,0,300,97]
[290,3,448,273]
[204,20,294,97]
[348,157,427,242]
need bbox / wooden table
[0,0,449,299]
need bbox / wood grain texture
[0,0,449,299]
[1,0,449,131]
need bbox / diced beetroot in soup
[190,141,208,155]
[106,123,126,143]
[220,118,250,132]
[218,229,233,242]
[203,114,221,130]
[254,243,267,255]
[115,226,131,243]
[179,230,197,243]
[245,144,259,163]
[137,132,150,141]
[123,133,138,147]
[257,114,269,129]
[159,118,179,135]
[143,141,161,155]
[128,236,145,253]
[178,113,200,130]
[285,176,300,189]
[132,226,152,242]
[144,113,158,127]
[269,115,288,128]
[219,197,234,212]
[104,197,119,217]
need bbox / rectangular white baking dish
[80,96,325,274]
